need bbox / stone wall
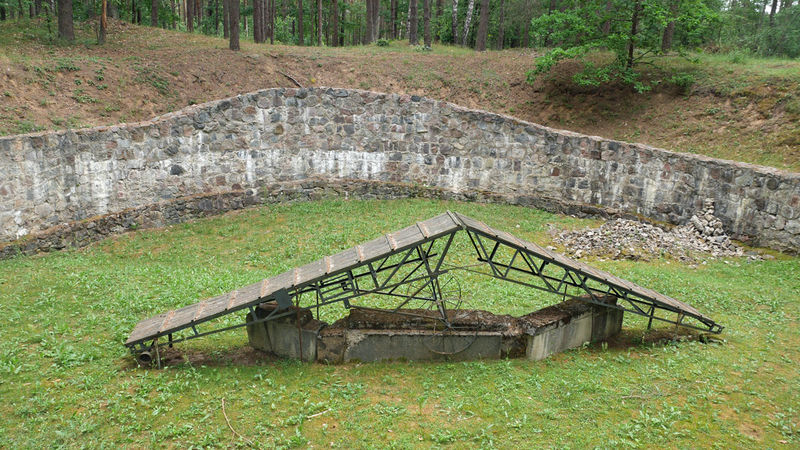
[2,87,799,256]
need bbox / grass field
[1,199,799,447]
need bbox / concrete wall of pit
[246,299,623,363]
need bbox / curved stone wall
[1,87,799,256]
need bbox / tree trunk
[263,0,269,41]
[297,0,303,44]
[0,5,5,20]
[151,0,158,26]
[461,0,474,46]
[253,0,262,42]
[195,0,201,27]
[496,0,503,49]
[390,0,397,38]
[423,0,430,47]
[57,0,74,41]
[222,0,229,36]
[435,0,442,41]
[98,0,107,43]
[187,0,194,31]
[330,0,338,45]
[474,0,488,50]
[316,0,321,45]
[769,0,779,26]
[408,0,417,44]
[371,0,379,41]
[627,0,641,69]
[269,0,274,43]
[229,0,239,49]
[340,3,345,45]
[34,0,42,15]
[661,0,679,52]
[450,0,458,44]
[366,0,373,43]
[260,0,266,42]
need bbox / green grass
[1,199,799,447]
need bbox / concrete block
[246,312,272,352]
[267,321,319,362]
[246,309,323,362]
[526,304,623,361]
[592,307,624,342]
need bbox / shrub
[668,72,696,94]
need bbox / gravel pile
[552,199,746,261]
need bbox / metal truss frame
[129,217,722,364]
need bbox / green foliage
[668,71,695,93]
[727,49,748,64]
[376,38,390,47]
[133,64,172,96]
[756,6,800,58]
[54,58,80,72]
[526,0,718,92]
[718,4,800,58]
[70,88,98,104]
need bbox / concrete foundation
[245,297,623,364]
[524,300,624,361]
[245,306,325,362]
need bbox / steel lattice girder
[125,211,722,357]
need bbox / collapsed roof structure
[126,211,722,364]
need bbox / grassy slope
[0,199,798,447]
[1,18,800,170]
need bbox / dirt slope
[1,18,799,170]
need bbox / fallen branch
[278,71,303,88]
[221,398,255,447]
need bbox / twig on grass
[222,398,255,447]
[307,408,330,419]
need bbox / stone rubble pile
[552,199,746,261]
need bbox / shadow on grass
[597,327,724,351]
